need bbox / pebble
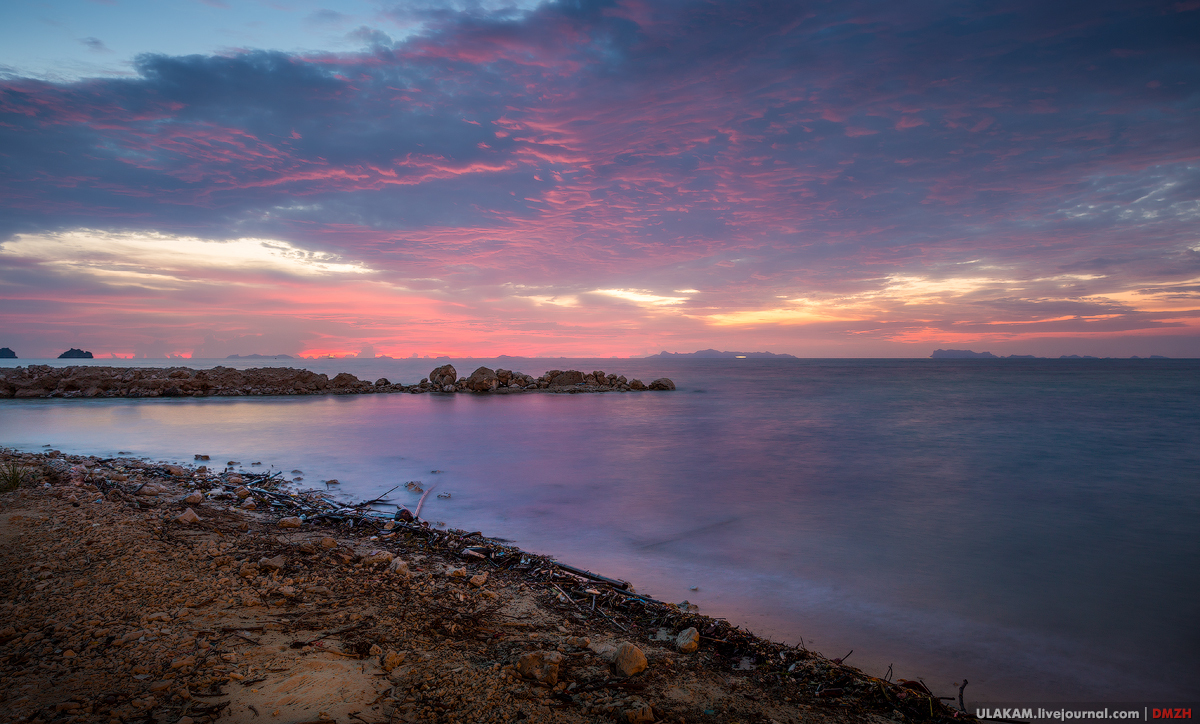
[381,650,405,672]
[259,554,286,570]
[319,536,338,548]
[516,651,563,685]
[387,558,411,577]
[278,516,302,528]
[176,507,201,524]
[364,550,394,566]
[234,486,251,499]
[240,497,256,510]
[468,572,488,587]
[676,627,700,654]
[183,492,203,505]
[614,642,648,676]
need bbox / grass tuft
[0,462,34,493]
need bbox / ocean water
[2,357,1198,704]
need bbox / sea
[1,356,1197,705]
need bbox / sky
[0,0,1198,359]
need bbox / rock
[234,486,251,499]
[170,655,195,669]
[648,377,676,390]
[463,366,500,392]
[136,483,167,496]
[228,475,244,485]
[320,536,338,549]
[614,642,648,676]
[387,558,411,577]
[549,370,585,387]
[364,550,394,566]
[164,465,186,476]
[564,636,590,648]
[380,650,405,672]
[259,555,286,570]
[239,563,259,579]
[278,516,303,528]
[675,627,699,653]
[628,379,646,390]
[62,649,76,659]
[330,372,363,388]
[183,492,203,505]
[446,566,467,578]
[369,644,383,657]
[375,378,391,386]
[625,704,655,723]
[517,650,563,685]
[240,497,256,510]
[176,508,202,524]
[429,364,457,387]
[468,572,488,587]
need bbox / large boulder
[430,364,457,387]
[549,370,585,387]
[464,366,499,392]
[648,378,676,391]
[329,372,363,389]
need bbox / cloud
[306,9,352,26]
[78,37,111,54]
[348,26,395,48]
[1,0,1199,356]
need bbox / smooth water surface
[2,357,1198,703]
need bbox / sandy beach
[0,448,971,724]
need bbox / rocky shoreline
[0,364,676,399]
[0,449,972,724]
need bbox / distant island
[0,347,15,359]
[650,349,797,359]
[58,348,94,359]
[225,354,293,359]
[931,349,1170,360]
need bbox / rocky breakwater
[0,365,369,399]
[0,364,675,398]
[419,364,675,394]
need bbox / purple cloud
[1,0,1198,357]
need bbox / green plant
[0,462,33,492]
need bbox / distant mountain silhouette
[0,347,15,359]
[226,354,293,359]
[650,349,797,358]
[933,350,1171,360]
[930,349,997,359]
[58,348,93,359]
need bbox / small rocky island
[57,348,94,359]
[0,364,675,399]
